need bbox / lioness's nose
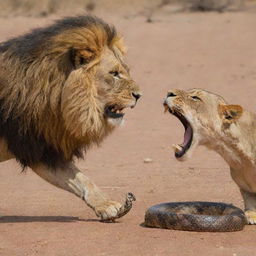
[167,91,177,98]
[132,92,142,101]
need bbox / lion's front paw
[245,210,256,224]
[94,200,122,221]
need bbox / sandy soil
[0,10,256,256]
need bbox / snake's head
[127,192,136,202]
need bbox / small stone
[144,158,153,163]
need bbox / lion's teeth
[164,104,169,113]
[109,106,125,114]
[172,144,183,153]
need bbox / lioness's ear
[69,48,95,69]
[218,104,243,122]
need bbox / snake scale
[144,201,247,232]
[103,192,136,222]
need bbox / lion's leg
[240,188,256,224]
[31,162,122,220]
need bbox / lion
[164,88,256,224]
[0,15,141,221]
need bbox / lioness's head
[164,89,243,160]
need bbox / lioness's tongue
[182,125,192,147]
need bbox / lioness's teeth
[172,144,183,153]
[164,104,169,113]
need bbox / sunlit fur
[0,16,140,167]
[165,88,256,224]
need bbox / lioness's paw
[94,200,122,221]
[245,210,256,224]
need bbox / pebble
[144,158,153,163]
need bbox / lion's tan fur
[0,16,140,220]
[0,18,137,160]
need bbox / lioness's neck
[206,111,256,169]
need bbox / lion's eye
[191,95,201,101]
[73,55,89,68]
[109,71,120,78]
[79,57,87,66]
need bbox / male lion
[0,16,141,221]
[164,89,256,224]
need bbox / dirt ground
[0,7,256,256]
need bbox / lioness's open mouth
[164,104,193,158]
[105,105,125,119]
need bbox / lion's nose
[167,91,177,98]
[132,92,142,102]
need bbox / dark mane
[0,15,117,169]
[0,15,116,60]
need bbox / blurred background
[0,0,255,18]
[0,0,255,17]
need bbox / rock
[144,158,153,163]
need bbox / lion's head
[57,18,141,141]
[0,16,141,167]
[163,88,243,161]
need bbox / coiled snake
[144,201,247,232]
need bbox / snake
[103,192,136,222]
[144,201,247,232]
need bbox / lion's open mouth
[105,105,125,119]
[165,105,193,158]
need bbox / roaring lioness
[0,16,141,221]
[164,88,256,224]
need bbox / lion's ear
[218,104,243,122]
[112,37,126,55]
[69,48,95,69]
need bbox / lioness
[0,16,141,220]
[164,88,256,224]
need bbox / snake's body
[144,201,247,232]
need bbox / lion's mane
[0,16,124,168]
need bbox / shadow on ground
[0,215,125,223]
[0,215,87,223]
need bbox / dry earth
[0,8,256,256]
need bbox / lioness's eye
[191,95,201,101]
[109,71,120,78]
